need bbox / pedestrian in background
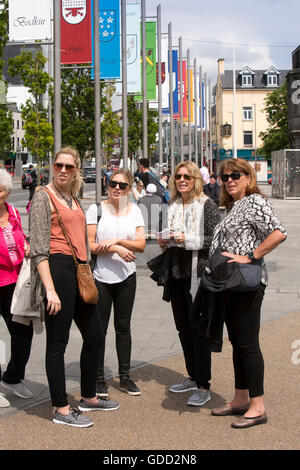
[138,183,162,238]
[157,161,220,407]
[132,178,146,203]
[30,147,119,428]
[86,169,145,397]
[0,168,33,408]
[209,158,287,428]
[28,165,37,201]
[203,173,220,206]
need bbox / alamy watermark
[291,339,300,365]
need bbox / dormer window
[239,67,255,87]
[264,67,280,87]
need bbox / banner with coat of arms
[134,21,157,102]
[61,0,92,64]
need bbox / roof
[219,68,289,90]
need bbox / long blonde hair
[169,161,204,203]
[54,147,83,197]
[219,158,264,210]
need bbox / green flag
[135,21,157,101]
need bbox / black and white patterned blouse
[210,194,287,285]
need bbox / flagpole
[194,58,198,166]
[204,72,208,165]
[168,22,174,173]
[141,0,148,160]
[157,5,163,172]
[121,0,128,170]
[233,49,237,158]
[94,0,102,202]
[209,78,212,172]
[179,37,184,162]
[187,49,191,161]
[199,65,203,167]
[53,0,61,154]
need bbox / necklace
[53,183,73,209]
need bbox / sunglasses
[109,180,129,190]
[174,173,193,181]
[54,162,76,172]
[221,171,247,183]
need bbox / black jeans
[0,283,33,384]
[170,278,211,390]
[45,254,103,407]
[224,284,266,398]
[95,273,136,381]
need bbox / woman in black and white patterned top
[210,159,287,429]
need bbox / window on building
[243,107,252,120]
[243,131,253,147]
[268,74,278,86]
[242,74,252,86]
[17,120,20,129]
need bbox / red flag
[61,0,92,64]
[174,60,187,120]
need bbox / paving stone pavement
[0,184,299,450]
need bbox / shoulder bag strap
[42,188,78,266]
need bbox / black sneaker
[120,378,141,396]
[96,381,109,397]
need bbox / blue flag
[91,0,121,79]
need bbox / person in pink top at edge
[0,168,33,408]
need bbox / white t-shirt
[86,202,145,284]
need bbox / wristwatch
[246,251,256,262]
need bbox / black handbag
[90,203,102,271]
[231,259,262,292]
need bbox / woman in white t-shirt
[86,169,145,397]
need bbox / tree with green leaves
[102,82,120,164]
[259,82,290,159]
[0,0,8,76]
[127,96,158,159]
[8,49,53,163]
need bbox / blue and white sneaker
[53,408,93,428]
[187,388,211,407]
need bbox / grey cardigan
[29,188,91,319]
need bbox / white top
[86,202,145,284]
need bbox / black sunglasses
[221,171,247,183]
[109,180,129,190]
[174,173,193,181]
[53,162,76,172]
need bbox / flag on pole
[135,22,157,101]
[174,59,187,120]
[61,0,92,64]
[91,0,121,79]
[162,50,179,114]
[184,69,194,124]
[116,3,141,94]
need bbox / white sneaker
[1,381,33,399]
[0,392,10,408]
[169,377,197,393]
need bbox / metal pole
[204,72,208,165]
[94,0,102,202]
[194,58,198,166]
[121,0,128,170]
[208,79,212,172]
[199,66,203,167]
[179,37,184,162]
[157,5,163,171]
[168,23,174,172]
[141,0,148,160]
[187,49,191,160]
[53,0,61,154]
[233,49,237,158]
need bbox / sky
[146,0,299,81]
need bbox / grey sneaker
[53,408,93,428]
[78,396,120,412]
[187,388,211,407]
[169,377,197,394]
[1,381,33,399]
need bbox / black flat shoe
[231,412,268,429]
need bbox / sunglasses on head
[53,162,76,172]
[109,180,129,190]
[221,171,247,183]
[174,173,193,181]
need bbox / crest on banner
[100,10,116,42]
[62,0,87,25]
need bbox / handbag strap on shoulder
[42,187,78,266]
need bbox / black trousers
[170,278,211,390]
[45,254,103,407]
[95,273,136,381]
[0,283,33,384]
[224,284,266,398]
